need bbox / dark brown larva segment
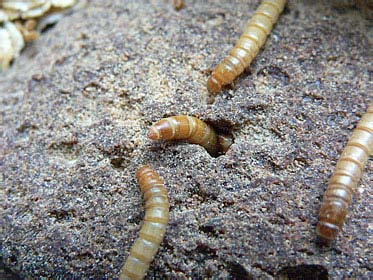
[120,165,169,280]
[148,115,231,156]
[207,0,287,94]
[317,102,373,244]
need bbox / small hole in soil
[276,264,329,280]
[110,157,126,169]
[226,261,254,280]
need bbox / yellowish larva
[120,165,169,280]
[207,0,287,94]
[148,115,232,156]
[317,102,373,244]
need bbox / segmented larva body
[317,102,373,243]
[207,0,287,94]
[148,115,231,156]
[120,165,169,280]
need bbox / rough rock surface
[1,0,372,279]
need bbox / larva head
[136,165,157,192]
[136,165,152,180]
[207,75,222,94]
[149,118,177,141]
[316,221,340,245]
[148,126,161,140]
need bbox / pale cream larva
[120,165,169,280]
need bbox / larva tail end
[316,221,339,245]
[207,75,222,94]
[148,126,161,140]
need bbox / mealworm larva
[148,115,231,156]
[207,0,287,94]
[316,102,373,244]
[120,165,169,280]
[173,0,184,11]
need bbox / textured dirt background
[1,0,372,279]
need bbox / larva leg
[148,115,232,156]
[316,102,373,244]
[207,0,287,94]
[120,165,169,280]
